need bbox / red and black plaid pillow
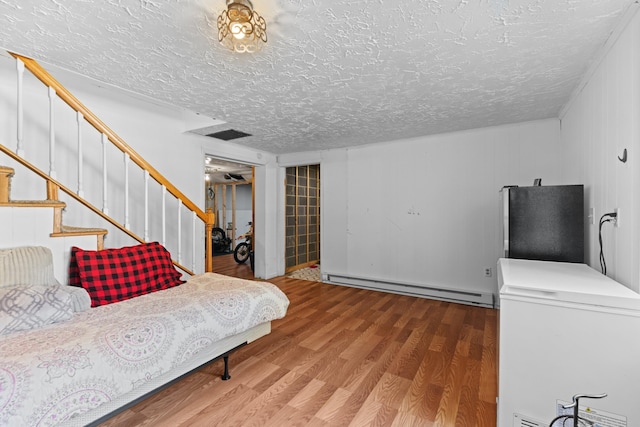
[69,242,184,307]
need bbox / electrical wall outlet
[615,207,620,227]
[588,207,594,225]
[484,267,492,277]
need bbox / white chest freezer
[497,258,640,427]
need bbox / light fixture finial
[217,0,267,53]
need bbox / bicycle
[234,222,252,264]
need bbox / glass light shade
[217,0,267,53]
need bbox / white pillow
[0,285,74,336]
[0,246,60,287]
[63,285,92,312]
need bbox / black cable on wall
[599,212,617,275]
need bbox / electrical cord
[599,212,617,275]
[548,414,593,427]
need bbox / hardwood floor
[100,255,497,426]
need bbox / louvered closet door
[285,165,320,273]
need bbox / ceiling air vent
[206,129,252,141]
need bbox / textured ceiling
[0,0,635,154]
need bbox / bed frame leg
[221,355,231,381]
[219,342,246,381]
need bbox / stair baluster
[162,185,167,245]
[124,152,130,229]
[15,58,24,157]
[76,111,84,198]
[101,133,108,215]
[48,86,57,179]
[177,199,182,265]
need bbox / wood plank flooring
[100,255,497,426]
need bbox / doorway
[205,157,254,256]
[285,164,320,273]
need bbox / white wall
[0,207,99,284]
[560,5,640,291]
[280,119,563,298]
[254,157,279,278]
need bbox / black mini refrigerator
[501,185,584,263]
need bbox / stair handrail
[7,52,215,273]
[0,145,197,274]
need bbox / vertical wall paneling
[0,207,99,284]
[633,13,640,290]
[253,158,279,278]
[320,119,561,298]
[560,8,640,291]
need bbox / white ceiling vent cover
[513,413,546,427]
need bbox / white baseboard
[325,273,495,308]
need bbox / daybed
[0,244,289,427]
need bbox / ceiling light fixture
[217,0,267,53]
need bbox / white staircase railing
[2,52,215,274]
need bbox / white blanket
[0,273,289,426]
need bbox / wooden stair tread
[51,225,108,237]
[0,199,65,208]
[0,166,15,175]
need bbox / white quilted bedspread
[0,273,289,426]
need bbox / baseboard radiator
[325,273,494,308]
